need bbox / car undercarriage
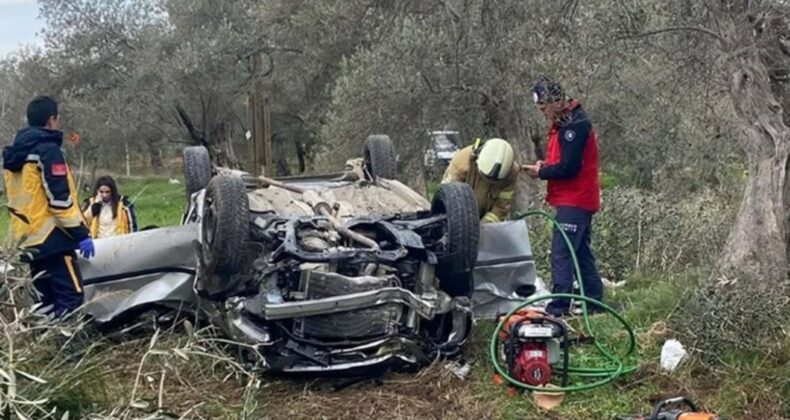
[79,135,545,376]
[184,136,480,373]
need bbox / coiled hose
[488,210,638,393]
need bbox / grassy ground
[50,267,783,419]
[2,177,787,419]
[0,176,186,238]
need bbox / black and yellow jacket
[441,144,519,223]
[81,195,137,238]
[3,127,89,260]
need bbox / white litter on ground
[602,277,627,288]
[660,339,687,372]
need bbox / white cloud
[0,1,37,5]
[0,0,42,59]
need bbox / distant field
[1,176,186,240]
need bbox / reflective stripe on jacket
[3,127,89,258]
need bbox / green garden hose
[488,210,639,393]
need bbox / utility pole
[248,54,273,177]
[125,141,131,176]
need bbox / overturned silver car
[83,136,483,374]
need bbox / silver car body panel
[80,225,198,323]
[282,354,417,373]
[473,220,547,319]
[260,287,453,320]
[80,221,540,323]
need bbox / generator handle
[650,397,700,419]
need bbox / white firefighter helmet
[476,138,514,180]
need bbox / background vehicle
[422,130,462,183]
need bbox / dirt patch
[100,333,498,419]
[258,364,500,420]
[614,362,695,400]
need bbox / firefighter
[3,96,95,318]
[441,137,519,223]
[82,175,138,238]
[523,76,604,316]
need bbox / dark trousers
[30,251,84,317]
[546,206,603,313]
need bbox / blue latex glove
[78,238,95,259]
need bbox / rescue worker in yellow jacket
[441,138,519,223]
[3,96,95,317]
[81,175,138,238]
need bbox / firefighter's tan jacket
[441,144,519,223]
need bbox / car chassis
[83,136,481,375]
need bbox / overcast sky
[0,0,43,58]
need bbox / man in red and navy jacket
[523,76,604,317]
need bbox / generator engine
[500,309,568,386]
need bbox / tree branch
[168,139,195,145]
[174,104,206,147]
[617,26,724,43]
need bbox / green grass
[3,176,786,419]
[112,177,186,228]
[0,176,186,239]
[460,270,692,420]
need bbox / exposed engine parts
[195,172,479,374]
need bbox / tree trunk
[295,140,307,173]
[685,10,790,360]
[219,122,240,169]
[276,158,290,176]
[208,121,241,169]
[146,138,164,174]
[89,154,98,191]
[718,26,790,284]
[717,153,790,276]
[489,99,540,214]
[176,102,242,169]
[125,141,131,177]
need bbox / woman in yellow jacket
[81,176,138,238]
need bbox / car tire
[202,175,249,275]
[183,146,212,197]
[431,182,480,297]
[363,134,397,179]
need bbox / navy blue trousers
[30,251,84,316]
[546,206,604,314]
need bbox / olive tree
[620,0,790,358]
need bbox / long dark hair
[93,176,121,219]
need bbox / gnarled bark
[718,20,790,284]
[686,5,790,360]
[485,99,540,214]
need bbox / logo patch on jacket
[51,163,68,176]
